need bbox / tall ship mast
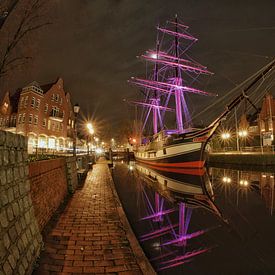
[129,15,275,170]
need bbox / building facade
[0,78,75,152]
[258,94,275,146]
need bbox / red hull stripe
[136,159,205,168]
[143,164,205,176]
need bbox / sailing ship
[129,15,275,169]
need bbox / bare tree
[0,0,51,80]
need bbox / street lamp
[86,122,95,155]
[73,103,80,157]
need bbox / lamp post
[73,103,80,157]
[86,122,94,155]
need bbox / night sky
[1,0,275,137]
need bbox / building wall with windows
[258,94,275,145]
[0,77,75,152]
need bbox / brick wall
[0,131,42,275]
[29,158,68,231]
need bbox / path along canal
[112,161,275,275]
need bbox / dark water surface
[112,161,275,275]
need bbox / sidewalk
[34,161,155,274]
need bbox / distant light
[129,165,134,171]
[150,53,158,59]
[240,179,249,186]
[262,174,267,178]
[222,176,231,183]
[95,148,103,154]
[221,132,231,139]
[132,138,137,143]
[239,130,248,137]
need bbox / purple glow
[157,26,198,41]
[167,20,189,29]
[140,224,178,242]
[131,100,174,111]
[158,260,192,271]
[131,78,216,96]
[141,55,211,74]
[161,229,207,246]
[174,78,184,132]
[160,247,210,265]
[140,208,175,221]
[147,50,208,70]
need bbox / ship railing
[212,145,275,154]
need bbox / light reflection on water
[112,161,275,274]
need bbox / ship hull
[134,140,206,169]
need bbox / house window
[31,97,35,108]
[24,96,28,108]
[22,113,25,123]
[60,123,63,131]
[51,94,55,101]
[43,118,46,127]
[44,104,48,113]
[51,106,59,117]
[36,99,40,110]
[5,118,9,126]
[55,94,59,102]
[48,120,51,130]
[34,115,38,125]
[18,114,22,124]
[29,114,33,124]
[20,97,24,108]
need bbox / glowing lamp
[150,53,158,59]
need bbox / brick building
[0,77,76,152]
[258,93,275,145]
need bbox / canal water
[112,161,275,275]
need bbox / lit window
[22,114,25,123]
[48,120,51,130]
[31,97,35,108]
[51,94,55,101]
[29,114,33,124]
[24,96,28,108]
[48,138,55,149]
[34,115,38,125]
[43,118,46,127]
[55,94,59,102]
[36,99,40,110]
[18,114,22,124]
[44,104,48,113]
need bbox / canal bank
[208,152,275,168]
[33,159,155,274]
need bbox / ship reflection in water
[112,162,275,274]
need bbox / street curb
[105,165,156,275]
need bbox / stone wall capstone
[0,131,43,275]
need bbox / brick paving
[33,162,144,274]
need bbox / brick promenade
[34,161,154,274]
